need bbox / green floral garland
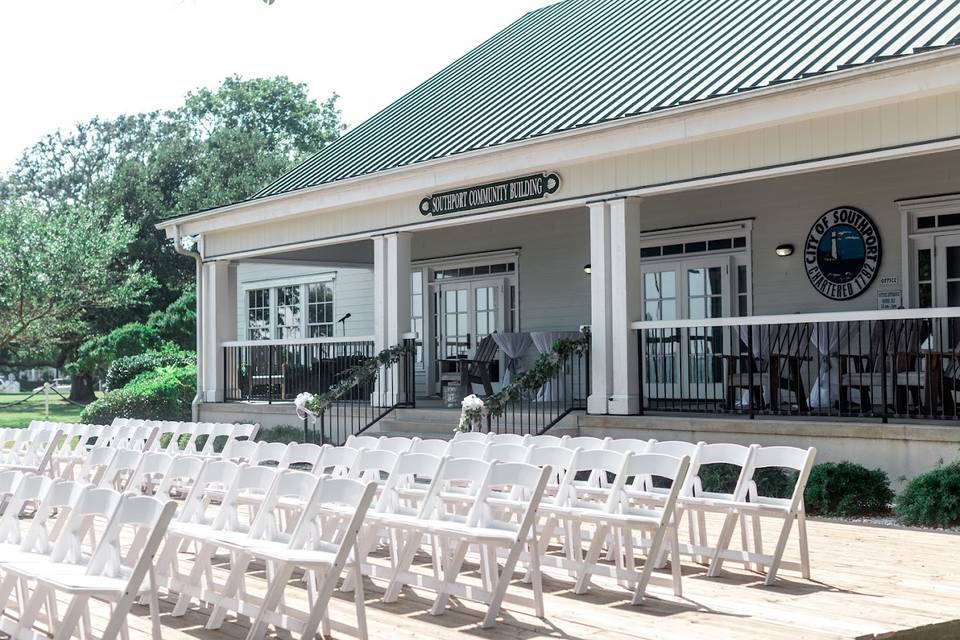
[459,328,591,429]
[304,342,414,415]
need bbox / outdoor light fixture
[775,244,794,257]
[583,264,591,274]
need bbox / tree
[0,200,153,399]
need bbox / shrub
[699,463,798,499]
[256,424,306,444]
[80,364,196,424]
[69,323,164,376]
[895,462,960,528]
[147,289,196,350]
[105,349,195,390]
[804,462,893,517]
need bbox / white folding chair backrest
[348,448,399,485]
[17,479,88,554]
[49,487,123,564]
[129,425,159,451]
[470,461,551,529]
[374,453,445,516]
[344,434,380,450]
[280,443,325,471]
[232,422,260,442]
[525,434,564,448]
[451,431,490,443]
[488,433,526,446]
[748,446,816,508]
[410,439,449,456]
[691,442,755,501]
[178,460,240,525]
[154,456,206,501]
[161,422,195,454]
[445,439,488,459]
[623,453,692,521]
[77,424,107,452]
[111,418,130,428]
[253,441,289,466]
[525,446,578,503]
[563,436,611,451]
[291,477,376,569]
[185,422,216,455]
[125,452,174,495]
[0,473,47,544]
[377,437,414,454]
[200,423,235,456]
[87,494,177,578]
[484,443,530,463]
[99,449,144,490]
[247,470,320,541]
[559,449,628,511]
[222,438,259,462]
[422,457,492,523]
[605,438,654,454]
[317,446,358,477]
[106,426,134,449]
[211,465,278,533]
[77,447,117,485]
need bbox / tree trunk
[69,372,97,404]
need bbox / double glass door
[436,278,504,370]
[642,257,731,401]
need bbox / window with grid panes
[307,282,334,337]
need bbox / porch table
[491,332,532,387]
[531,331,581,401]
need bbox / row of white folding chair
[0,473,177,640]
[146,420,260,456]
[0,429,63,476]
[159,460,376,639]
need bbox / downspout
[173,225,203,421]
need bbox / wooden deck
[35,513,960,640]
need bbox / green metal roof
[255,0,960,199]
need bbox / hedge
[895,461,960,528]
[804,462,893,517]
[104,349,195,390]
[80,364,196,424]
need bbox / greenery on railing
[458,328,590,431]
[296,342,413,417]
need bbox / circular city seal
[804,206,881,301]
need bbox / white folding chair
[487,433,526,446]
[605,438,655,454]
[0,473,47,548]
[347,448,399,488]
[199,423,236,457]
[154,455,207,502]
[221,438,259,463]
[5,494,176,640]
[445,439,488,459]
[0,469,23,512]
[316,446,358,477]
[708,445,816,584]
[450,431,490,443]
[279,443,325,471]
[377,436,415,454]
[524,434,565,448]
[75,447,117,486]
[0,479,86,565]
[344,434,380,450]
[484,443,531,463]
[0,429,62,476]
[252,441,289,467]
[241,477,377,640]
[98,449,144,491]
[125,452,174,496]
[563,436,611,451]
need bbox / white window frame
[241,273,337,340]
[899,194,960,309]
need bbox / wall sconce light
[775,244,794,257]
[583,264,592,274]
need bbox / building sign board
[878,289,902,310]
[804,206,881,301]
[419,173,560,217]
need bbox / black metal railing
[223,338,376,403]
[485,340,590,436]
[634,308,960,422]
[309,337,417,446]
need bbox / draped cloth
[491,332,532,387]
[531,331,583,401]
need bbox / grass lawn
[0,391,93,428]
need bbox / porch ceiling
[239,238,373,267]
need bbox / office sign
[804,206,881,301]
[419,172,561,216]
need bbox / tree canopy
[1,75,344,362]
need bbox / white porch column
[608,197,643,415]
[587,201,613,415]
[372,232,412,352]
[200,260,238,403]
[372,232,412,405]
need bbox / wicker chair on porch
[838,318,929,414]
[440,334,500,396]
[725,324,812,412]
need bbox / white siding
[235,263,374,338]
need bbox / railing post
[223,346,228,402]
[879,320,889,424]
[268,344,274,405]
[636,329,644,416]
[319,412,326,446]
[747,326,755,420]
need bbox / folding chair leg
[172,543,214,616]
[384,533,422,603]
[430,539,469,616]
[18,585,49,635]
[52,596,88,640]
[696,509,708,565]
[798,511,811,580]
[528,539,545,618]
[245,562,295,640]
[573,523,608,595]
[352,560,368,640]
[706,513,739,578]
[482,538,526,629]
[752,514,764,574]
[764,515,796,586]
[739,514,751,571]
[207,552,252,629]
[670,524,683,597]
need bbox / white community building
[159,0,960,481]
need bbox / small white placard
[877,289,902,310]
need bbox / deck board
[11,513,960,639]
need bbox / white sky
[0,0,548,172]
